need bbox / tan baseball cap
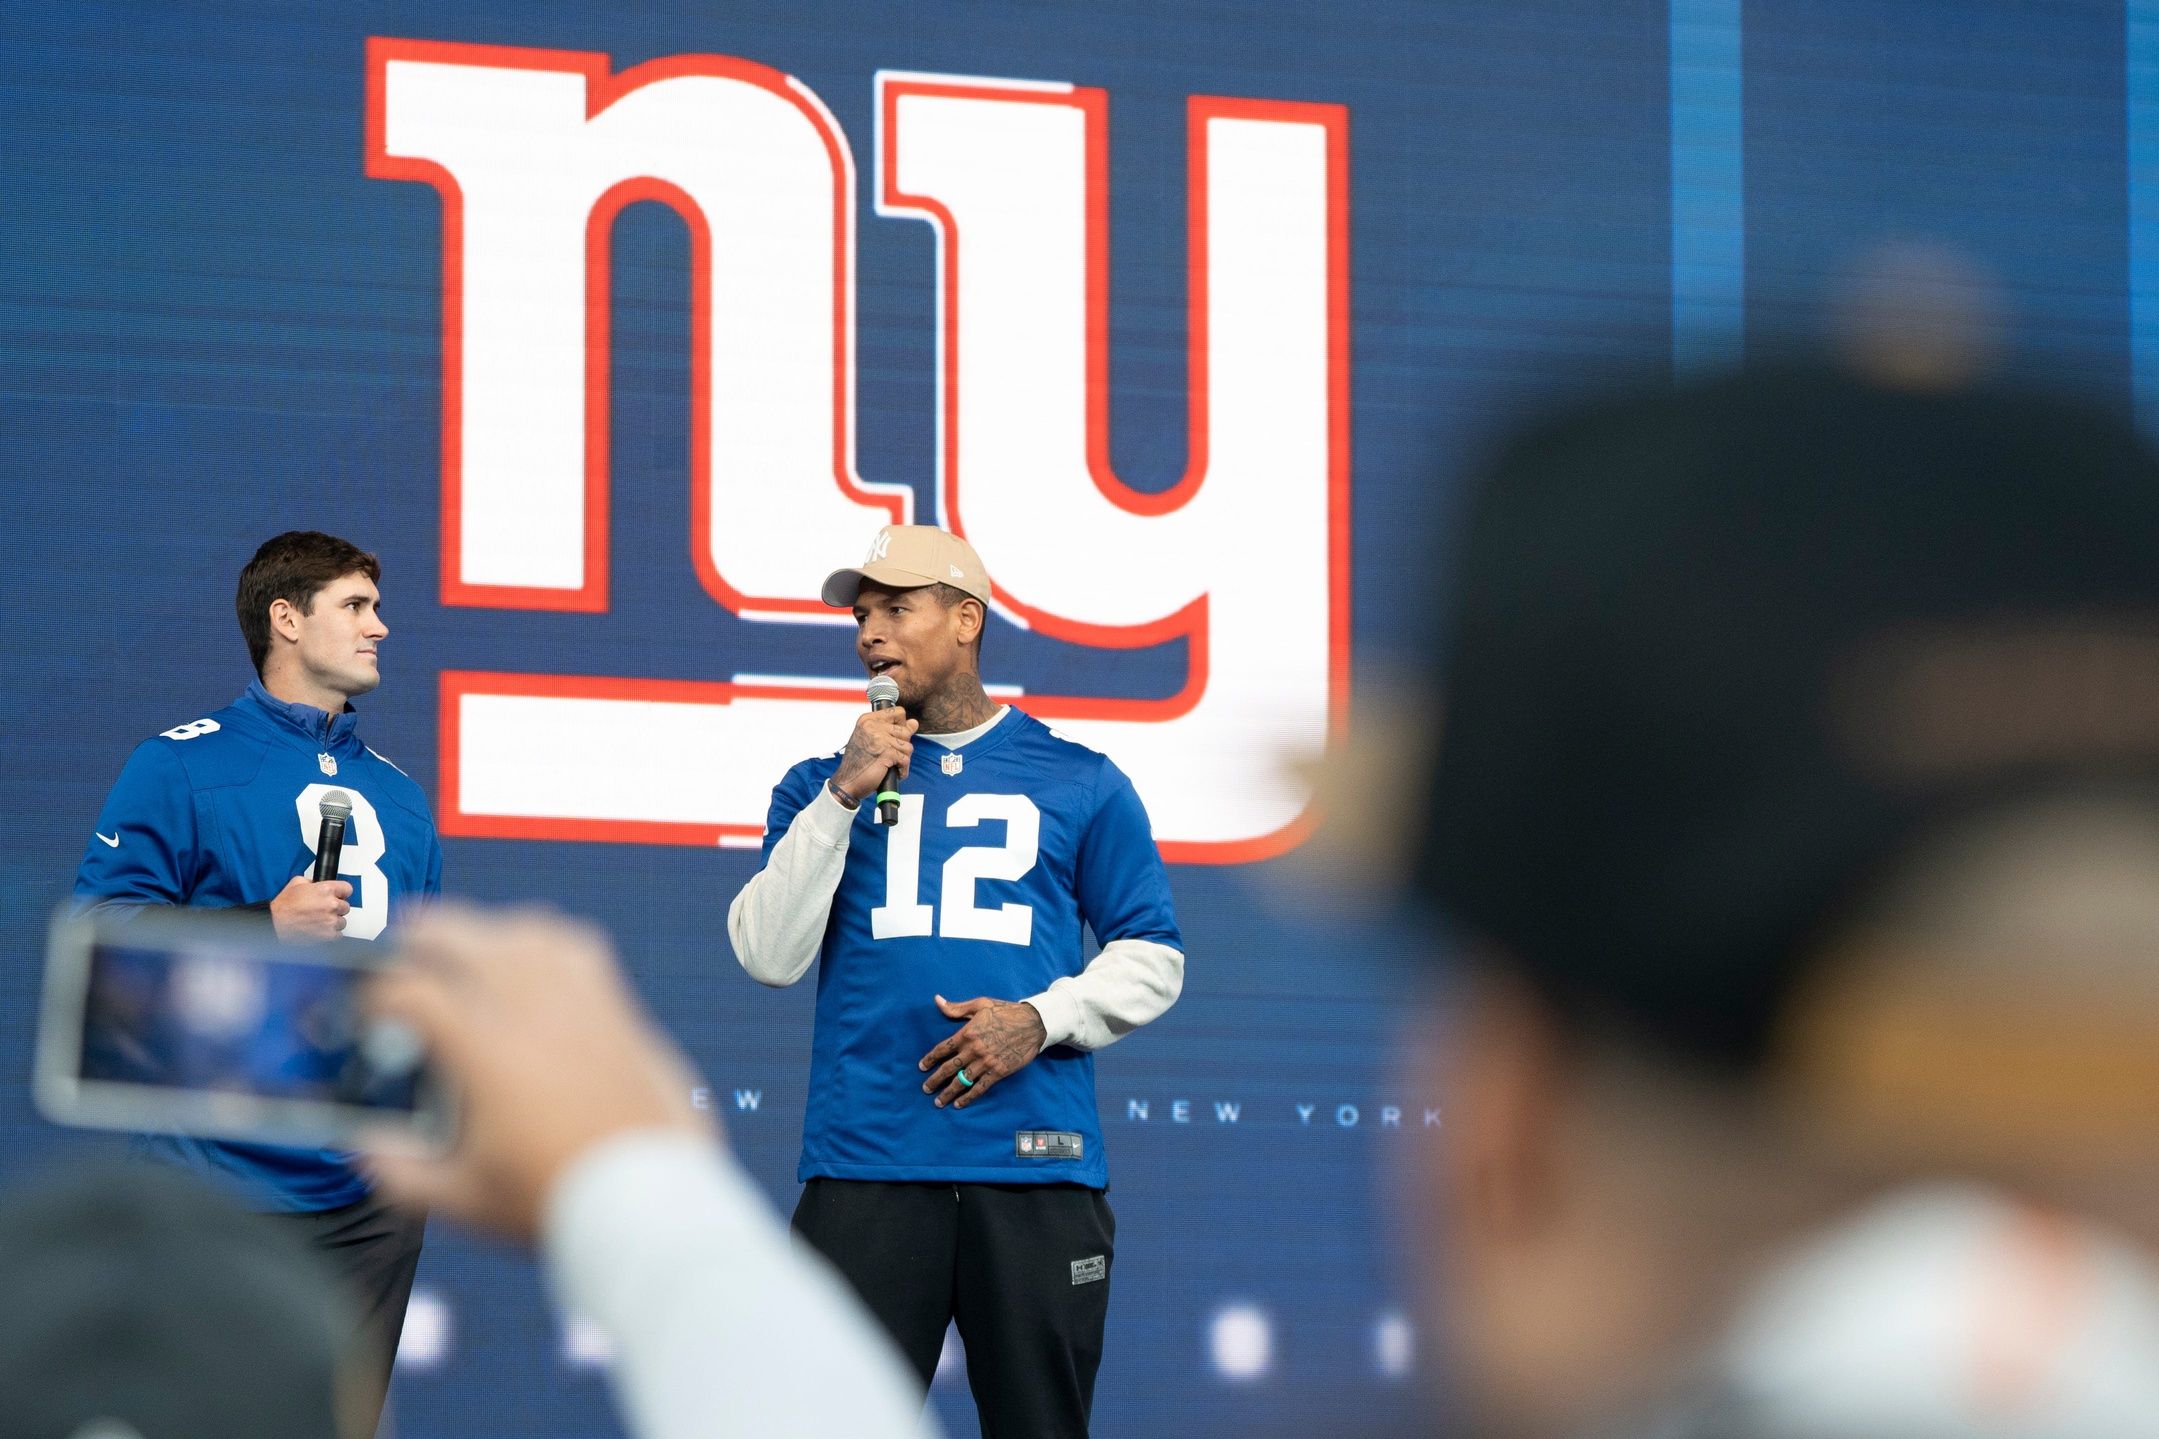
[821,525,992,607]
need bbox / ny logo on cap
[866,531,891,563]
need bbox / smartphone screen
[38,908,445,1149]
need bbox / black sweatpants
[793,1179,1115,1439]
[272,1195,426,1438]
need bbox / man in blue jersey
[728,524,1185,1438]
[74,530,442,1432]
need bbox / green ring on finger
[957,1068,976,1088]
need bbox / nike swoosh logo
[96,832,119,848]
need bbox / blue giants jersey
[759,708,1181,1189]
[72,681,442,1211]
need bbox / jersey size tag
[1015,1130,1083,1160]
[1070,1255,1107,1286]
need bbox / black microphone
[312,789,353,883]
[866,674,903,826]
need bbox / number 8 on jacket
[292,783,393,941]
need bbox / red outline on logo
[365,38,903,615]
[407,58,1350,867]
[435,633,1209,848]
[441,669,782,846]
[874,78,1352,860]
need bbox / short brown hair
[236,531,381,677]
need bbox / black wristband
[827,777,860,810]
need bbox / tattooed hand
[918,994,1048,1109]
[830,706,917,807]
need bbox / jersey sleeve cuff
[1023,988,1081,1050]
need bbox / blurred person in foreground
[360,906,937,1439]
[1408,363,2159,1438]
[0,1163,365,1439]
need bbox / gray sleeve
[541,1132,941,1439]
[1023,939,1185,1050]
[726,786,858,987]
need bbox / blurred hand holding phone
[356,904,711,1238]
[39,900,715,1243]
[36,906,451,1152]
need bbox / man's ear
[1422,968,1570,1245]
[959,597,985,647]
[267,596,303,645]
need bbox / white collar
[921,705,1009,750]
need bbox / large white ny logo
[371,39,1349,863]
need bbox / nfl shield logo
[1020,1136,1033,1152]
[941,752,963,776]
[317,753,338,776]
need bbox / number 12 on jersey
[870,793,1041,946]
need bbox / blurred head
[1409,364,2159,1437]
[0,1164,366,1439]
[237,531,386,702]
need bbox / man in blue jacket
[74,530,442,1428]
